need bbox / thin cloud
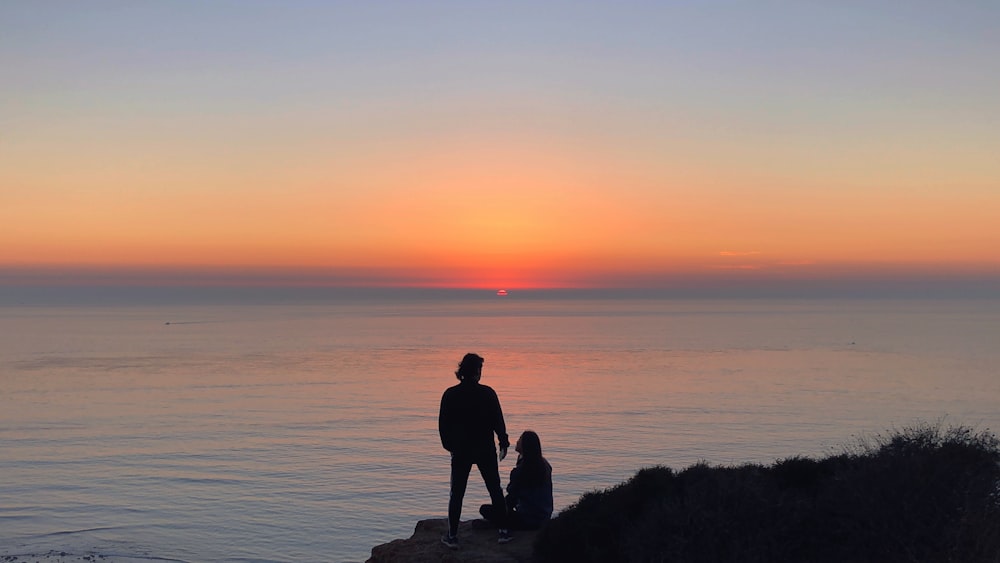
[711,264,763,270]
[719,251,762,257]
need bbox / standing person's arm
[438,391,454,452]
[491,389,510,453]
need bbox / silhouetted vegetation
[535,424,1000,562]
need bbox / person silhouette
[479,430,554,530]
[438,353,511,547]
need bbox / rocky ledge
[367,518,539,563]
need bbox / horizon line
[2,277,998,305]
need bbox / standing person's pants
[448,451,506,535]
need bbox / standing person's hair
[455,353,484,381]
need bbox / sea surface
[1,294,998,562]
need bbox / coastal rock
[367,518,539,563]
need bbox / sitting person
[480,430,554,530]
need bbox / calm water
[1,296,998,562]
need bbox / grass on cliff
[534,424,1000,563]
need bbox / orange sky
[2,4,999,290]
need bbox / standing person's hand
[498,446,508,462]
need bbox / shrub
[534,424,1000,563]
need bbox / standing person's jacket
[439,380,510,456]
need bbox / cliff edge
[367,518,539,563]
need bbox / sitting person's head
[516,430,543,460]
[514,430,551,486]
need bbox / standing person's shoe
[498,529,512,544]
[441,533,459,549]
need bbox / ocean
[1,294,998,562]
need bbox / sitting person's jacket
[506,455,553,528]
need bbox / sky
[3,1,999,292]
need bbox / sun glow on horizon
[2,4,998,292]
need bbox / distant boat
[496,289,508,296]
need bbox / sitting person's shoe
[441,532,459,549]
[498,528,512,544]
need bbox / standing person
[480,430,554,530]
[438,353,512,548]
